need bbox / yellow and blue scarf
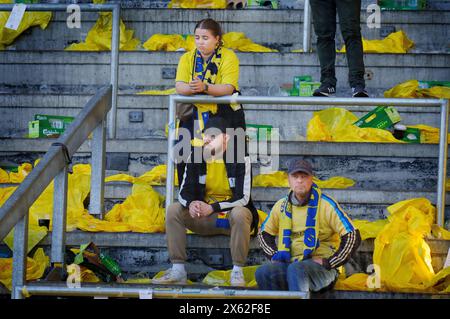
[272,184,321,262]
[191,47,222,146]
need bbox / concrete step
[7,9,450,52]
[0,93,445,139]
[104,184,450,221]
[2,137,450,221]
[0,51,448,96]
[5,232,446,280]
[1,138,447,192]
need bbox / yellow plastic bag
[0,0,52,50]
[0,248,49,291]
[143,34,191,51]
[307,108,402,143]
[0,186,16,206]
[426,266,450,293]
[1,185,49,254]
[0,168,9,183]
[373,198,436,290]
[76,213,133,232]
[136,88,177,95]
[421,86,450,99]
[9,163,32,183]
[103,183,165,233]
[384,79,421,98]
[334,273,372,291]
[252,171,289,187]
[136,165,172,185]
[3,215,48,254]
[168,0,227,8]
[431,224,450,240]
[65,0,140,51]
[339,30,414,54]
[336,198,449,293]
[143,32,276,53]
[252,170,355,189]
[106,164,179,186]
[384,79,450,99]
[202,265,260,287]
[222,32,278,53]
[353,219,389,240]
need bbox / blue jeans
[255,259,338,292]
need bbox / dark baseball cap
[203,116,230,134]
[287,158,314,176]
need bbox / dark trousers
[310,0,365,88]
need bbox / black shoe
[352,86,369,97]
[313,84,336,97]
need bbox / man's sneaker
[313,84,336,97]
[152,268,187,285]
[230,269,246,287]
[352,86,369,97]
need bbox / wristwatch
[204,83,209,92]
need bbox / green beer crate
[378,0,427,10]
[247,124,272,142]
[418,81,450,89]
[28,114,74,138]
[299,81,321,97]
[402,127,421,143]
[354,106,401,129]
[291,75,312,96]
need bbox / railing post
[90,118,106,217]
[437,99,449,228]
[165,96,177,210]
[11,214,29,299]
[51,165,69,265]
[108,4,120,139]
[303,0,312,53]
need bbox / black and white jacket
[178,149,259,234]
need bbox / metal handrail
[166,95,449,228]
[0,85,112,299]
[19,283,309,299]
[0,3,120,139]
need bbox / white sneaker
[152,268,187,285]
[230,269,246,287]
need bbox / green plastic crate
[298,81,321,97]
[378,0,427,10]
[418,81,450,89]
[291,75,313,96]
[354,106,401,129]
[247,124,272,142]
[28,114,74,138]
[402,127,421,143]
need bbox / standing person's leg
[310,0,338,90]
[286,259,338,292]
[336,0,367,94]
[255,262,290,290]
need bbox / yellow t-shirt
[204,159,233,204]
[261,194,355,262]
[175,47,240,91]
